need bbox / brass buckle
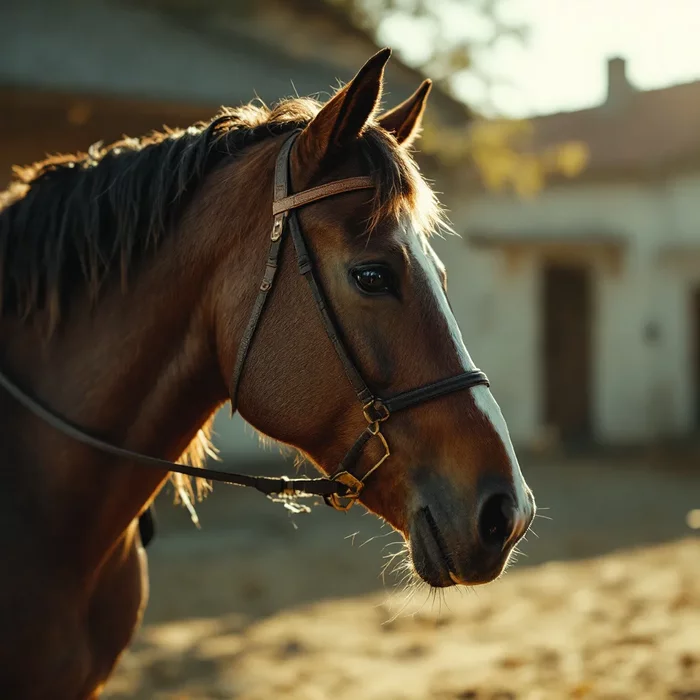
[271,213,285,241]
[362,400,391,484]
[325,421,391,512]
[362,399,390,424]
[326,471,364,512]
[326,401,392,512]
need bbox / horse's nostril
[478,493,515,551]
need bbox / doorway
[542,262,593,445]
[690,287,700,429]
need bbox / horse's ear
[378,79,432,147]
[293,48,391,180]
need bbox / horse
[0,48,535,698]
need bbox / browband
[272,176,374,216]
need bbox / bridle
[0,130,490,512]
[229,131,490,509]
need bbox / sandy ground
[103,455,700,700]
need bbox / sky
[379,0,700,118]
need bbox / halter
[0,130,489,511]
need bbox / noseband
[0,130,489,512]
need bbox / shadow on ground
[103,452,700,699]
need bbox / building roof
[529,59,700,178]
[136,0,472,124]
[0,0,470,126]
[0,0,348,106]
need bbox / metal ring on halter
[362,399,390,424]
[326,471,364,512]
[324,419,392,512]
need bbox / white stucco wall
[430,236,541,445]
[435,172,700,447]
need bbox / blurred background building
[447,57,700,450]
[2,0,700,457]
[3,4,699,697]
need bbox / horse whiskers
[343,529,398,549]
[514,544,527,557]
[381,539,409,555]
[344,531,359,546]
[428,585,451,621]
[398,559,428,597]
[380,544,411,585]
[501,546,525,576]
[358,530,399,549]
[381,538,407,553]
[382,578,425,625]
[388,561,415,590]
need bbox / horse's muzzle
[408,478,535,587]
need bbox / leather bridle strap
[229,131,374,406]
[252,131,490,510]
[287,208,373,404]
[381,371,490,414]
[272,176,374,217]
[229,132,296,407]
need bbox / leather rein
[0,130,490,512]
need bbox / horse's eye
[351,265,394,295]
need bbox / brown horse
[0,49,534,698]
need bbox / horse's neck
[0,230,228,573]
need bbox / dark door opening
[690,287,700,429]
[542,262,593,445]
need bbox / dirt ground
[103,455,700,700]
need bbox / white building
[436,58,700,450]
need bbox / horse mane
[0,95,444,332]
[0,91,445,507]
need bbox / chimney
[606,56,634,108]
